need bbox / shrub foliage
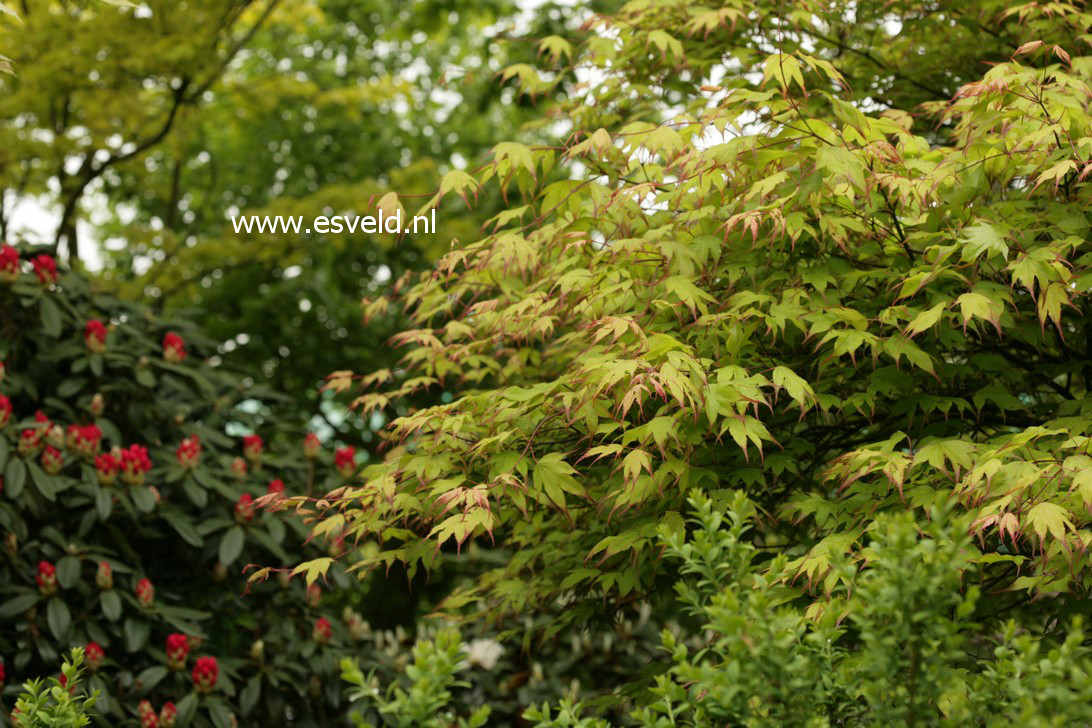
[0,247,372,726]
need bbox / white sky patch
[5,191,106,270]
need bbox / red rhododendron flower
[230,456,248,478]
[96,561,113,590]
[31,254,57,285]
[41,445,63,475]
[334,446,356,478]
[120,444,152,486]
[85,641,104,671]
[165,633,190,671]
[0,659,5,686]
[242,434,263,462]
[0,395,11,429]
[37,560,57,596]
[18,427,43,457]
[67,424,102,458]
[82,424,102,453]
[135,577,154,608]
[159,702,177,728]
[192,656,218,693]
[303,432,321,459]
[95,452,119,486]
[266,479,285,495]
[0,244,18,283]
[162,332,186,363]
[84,319,107,352]
[175,435,201,469]
[312,617,332,645]
[235,492,255,523]
[138,700,158,727]
[64,425,80,450]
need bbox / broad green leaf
[219,526,246,566]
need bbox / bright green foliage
[361,494,1092,725]
[633,493,1092,726]
[338,603,666,727]
[0,1,131,73]
[14,648,100,728]
[524,700,610,728]
[306,0,1092,720]
[342,630,490,728]
[0,0,269,261]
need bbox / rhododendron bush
[0,246,383,726]
[291,0,1092,723]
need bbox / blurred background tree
[0,8,602,718]
[0,0,593,442]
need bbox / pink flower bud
[334,446,356,478]
[85,641,104,671]
[159,702,177,728]
[37,560,57,596]
[192,656,218,693]
[120,444,152,487]
[95,453,119,486]
[0,244,19,283]
[41,445,63,475]
[166,633,189,671]
[96,561,113,590]
[312,617,332,645]
[235,493,255,523]
[84,320,108,353]
[31,254,57,285]
[163,332,187,363]
[175,435,201,469]
[242,434,263,463]
[135,577,154,608]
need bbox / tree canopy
[298,0,1092,716]
[1,0,585,421]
